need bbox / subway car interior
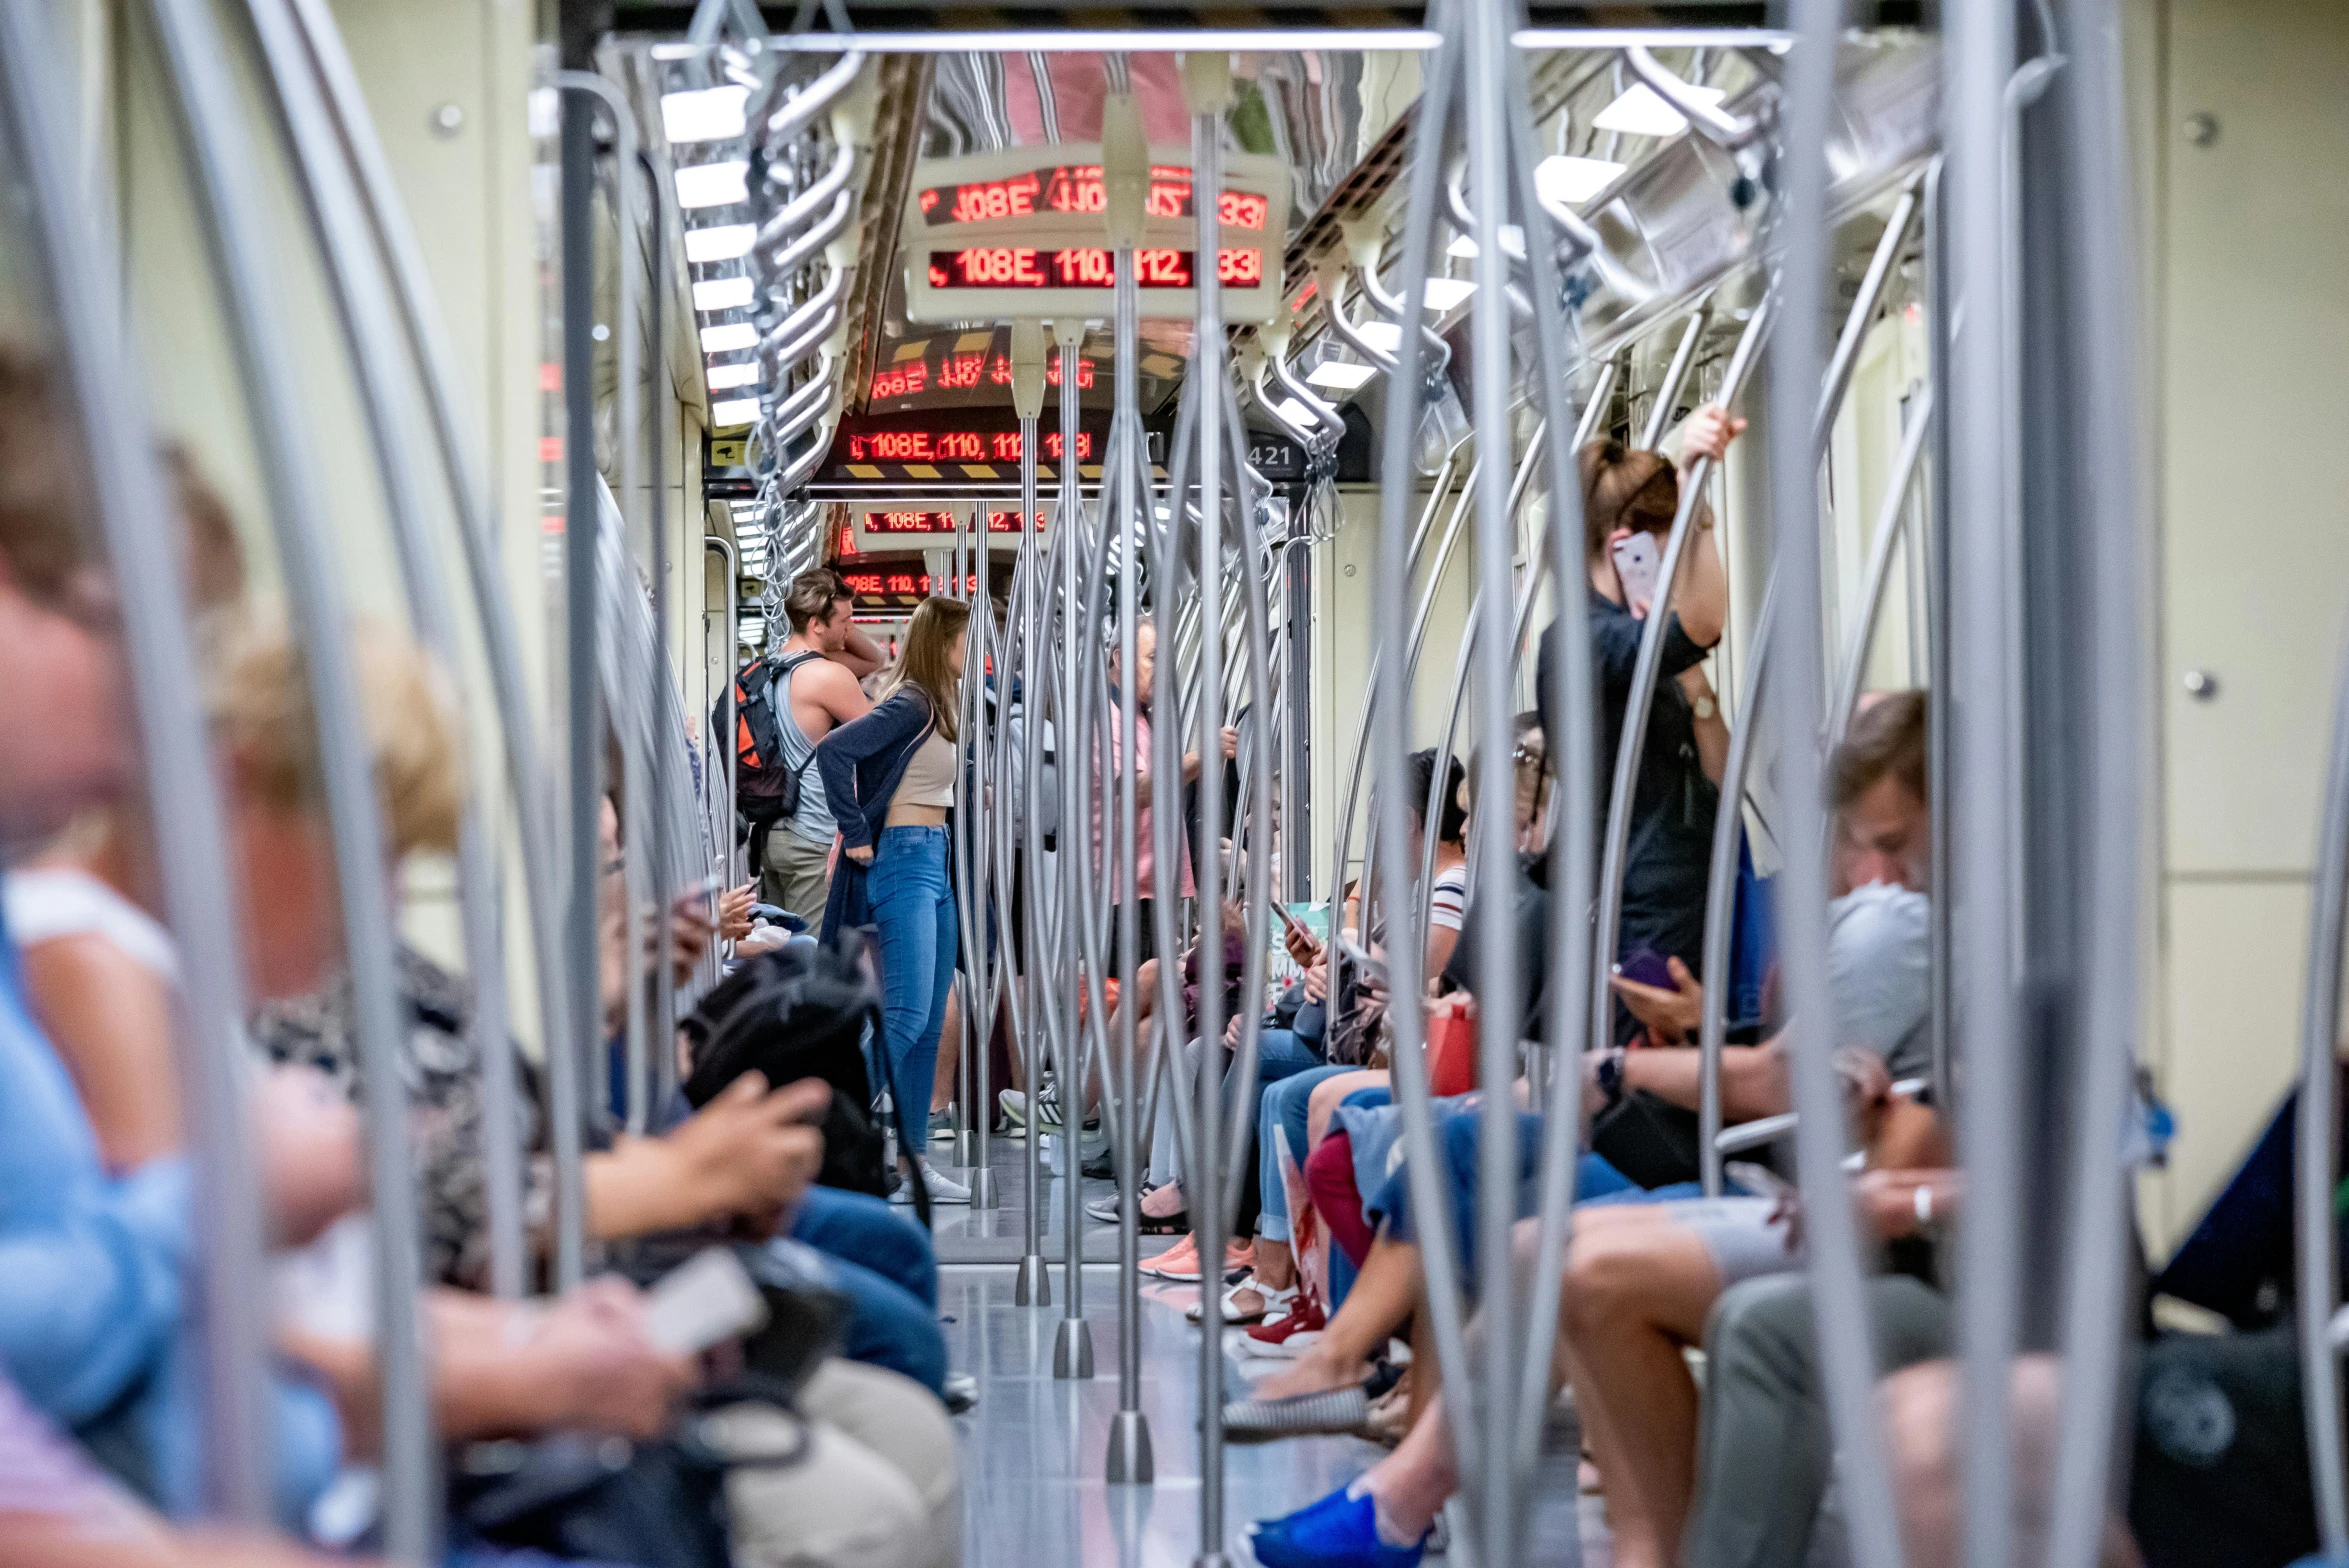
[0,0,2344,1565]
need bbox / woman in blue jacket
[815,595,973,1206]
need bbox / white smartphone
[1611,531,1662,614]
[644,1247,770,1356]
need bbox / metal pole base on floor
[966,1163,998,1209]
[1053,1314,1096,1378]
[1105,1409,1155,1484]
[1015,1253,1053,1307]
[955,1114,976,1169]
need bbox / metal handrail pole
[143,0,439,1549]
[1638,302,1712,450]
[287,0,585,1286]
[1356,8,1492,1556]
[708,534,742,888]
[1054,327,1097,1379]
[1186,66,1235,1556]
[1764,7,1908,1566]
[2042,3,2157,1560]
[248,0,532,1282]
[1587,294,1774,1067]
[0,1,270,1518]
[1826,384,1936,751]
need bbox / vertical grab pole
[1010,320,1053,1308]
[1184,49,1236,1565]
[1101,77,1156,1483]
[641,147,680,1107]
[1767,7,1910,1568]
[1354,11,1496,1564]
[966,505,1000,1208]
[284,0,586,1292]
[1587,294,1773,1059]
[2042,0,2157,1559]
[1053,317,1097,1380]
[244,0,531,1289]
[141,0,440,1551]
[0,1,271,1519]
[552,72,647,1138]
[1948,0,2023,1562]
[556,77,605,1295]
[1461,2,1526,1554]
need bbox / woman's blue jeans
[866,825,957,1145]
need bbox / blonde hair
[881,595,970,744]
[209,612,465,857]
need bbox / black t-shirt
[1537,589,1719,972]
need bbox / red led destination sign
[926,247,1262,292]
[843,426,1094,464]
[838,568,979,601]
[860,508,1044,537]
[870,349,1095,404]
[916,165,1269,231]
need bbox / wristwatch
[1692,693,1717,720]
[1595,1049,1627,1108]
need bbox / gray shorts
[761,829,833,927]
[1663,1196,1807,1288]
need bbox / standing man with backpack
[734,568,880,928]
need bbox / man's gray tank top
[776,652,838,843]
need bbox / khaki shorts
[762,829,834,928]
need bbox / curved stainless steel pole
[2041,1,2156,1560]
[143,0,438,1551]
[1827,385,1936,751]
[1766,8,1908,1568]
[1460,4,1529,1550]
[1054,328,1096,1380]
[1639,303,1712,451]
[1013,399,1053,1307]
[0,2,270,1520]
[247,0,531,1284]
[708,535,741,891]
[1502,16,1604,1510]
[1587,296,1774,1062]
[1187,64,1236,1561]
[286,0,585,1292]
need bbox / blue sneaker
[1246,1483,1427,1568]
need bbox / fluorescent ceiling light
[693,276,755,312]
[700,322,758,353]
[705,360,760,390]
[675,161,750,209]
[1592,82,1724,139]
[661,85,749,144]
[1447,224,1527,260]
[684,223,757,263]
[712,396,761,426]
[1356,320,1403,353]
[1420,277,1475,312]
[1536,154,1629,205]
[1308,360,1377,390]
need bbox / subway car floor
[938,1134,1605,1566]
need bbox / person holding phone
[1539,403,1745,1044]
[815,595,974,1207]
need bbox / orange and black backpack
[727,650,821,830]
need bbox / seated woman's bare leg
[1305,1069,1390,1150]
[1558,1212,1727,1568]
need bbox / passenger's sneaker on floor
[1240,1291,1327,1358]
[1080,1147,1115,1180]
[1222,1385,1373,1443]
[1140,1233,1200,1280]
[997,1086,1033,1127]
[928,1107,957,1144]
[941,1372,978,1415]
[1084,1192,1124,1224]
[1246,1483,1427,1568]
[889,1163,972,1205]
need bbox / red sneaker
[1240,1289,1326,1358]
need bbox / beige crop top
[893,728,958,810]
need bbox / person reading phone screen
[1539,404,1743,1044]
